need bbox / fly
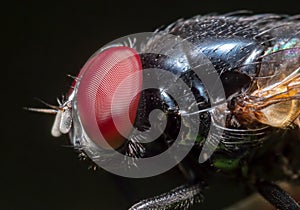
[29,12,300,210]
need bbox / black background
[3,1,299,210]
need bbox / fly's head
[231,38,300,129]
[72,46,142,151]
[28,46,143,158]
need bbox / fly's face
[65,46,143,152]
[74,47,142,149]
[232,37,300,128]
[51,98,73,137]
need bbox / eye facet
[76,46,142,149]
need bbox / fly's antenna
[24,107,58,114]
[23,97,60,114]
[66,74,78,80]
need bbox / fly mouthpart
[24,98,60,114]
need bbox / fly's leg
[127,157,205,210]
[128,182,204,210]
[128,135,205,209]
[256,180,300,210]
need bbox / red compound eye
[77,46,142,149]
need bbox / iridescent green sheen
[264,38,300,55]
